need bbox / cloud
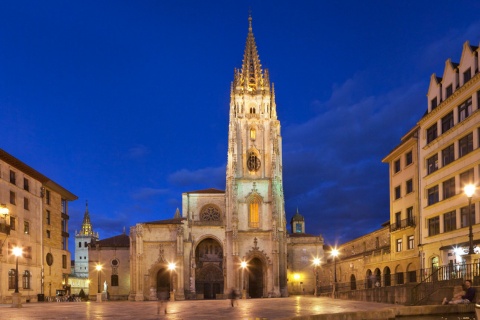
[168,165,225,188]
[282,75,425,244]
[127,144,150,159]
[131,187,169,200]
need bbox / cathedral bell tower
[225,16,288,297]
[74,201,99,278]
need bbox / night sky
[1,1,479,251]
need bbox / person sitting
[442,279,476,305]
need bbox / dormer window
[431,97,437,110]
[445,84,453,98]
[463,68,471,83]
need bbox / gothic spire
[80,200,94,236]
[234,15,269,93]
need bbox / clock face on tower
[247,152,261,171]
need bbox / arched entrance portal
[248,258,263,298]
[156,268,170,299]
[195,238,224,299]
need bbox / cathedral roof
[184,188,225,194]
[144,217,186,225]
[96,234,130,247]
[79,201,97,237]
[288,233,318,238]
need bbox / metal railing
[317,262,480,303]
[390,217,415,232]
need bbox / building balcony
[390,217,416,232]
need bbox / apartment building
[0,149,77,303]
[419,41,480,270]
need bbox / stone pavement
[0,296,475,320]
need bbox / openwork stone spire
[80,200,95,236]
[233,15,270,93]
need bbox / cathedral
[129,16,323,301]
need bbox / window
[24,221,29,235]
[442,144,455,166]
[458,98,472,122]
[9,170,16,184]
[444,211,456,232]
[22,270,31,289]
[10,217,15,231]
[394,159,401,173]
[62,254,67,269]
[406,179,413,194]
[427,185,439,205]
[62,218,67,233]
[407,207,414,224]
[427,154,438,174]
[295,223,302,233]
[407,236,414,250]
[463,68,471,83]
[79,242,81,248]
[397,272,404,285]
[395,212,401,228]
[8,269,15,289]
[200,205,221,221]
[442,177,456,199]
[459,133,473,157]
[62,237,67,250]
[431,97,438,110]
[405,151,413,166]
[396,239,402,252]
[61,199,67,214]
[249,198,260,228]
[426,124,437,144]
[46,210,50,225]
[111,275,119,287]
[24,197,29,210]
[394,186,401,199]
[24,178,29,192]
[250,128,256,140]
[428,216,440,236]
[10,191,16,205]
[461,204,476,228]
[460,169,474,186]
[46,230,50,238]
[441,112,454,134]
[445,84,453,98]
[45,190,50,205]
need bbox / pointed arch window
[250,128,256,140]
[249,197,260,228]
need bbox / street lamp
[12,246,23,308]
[331,248,339,299]
[168,262,176,301]
[312,258,321,296]
[240,261,247,299]
[95,264,103,302]
[464,184,476,255]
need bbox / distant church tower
[74,201,99,278]
[225,16,288,297]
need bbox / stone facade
[129,17,307,301]
[0,149,77,303]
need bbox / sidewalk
[0,296,475,319]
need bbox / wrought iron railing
[390,217,415,232]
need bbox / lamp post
[464,184,476,255]
[95,264,102,302]
[168,262,176,301]
[331,248,339,299]
[240,261,247,299]
[313,258,320,296]
[12,246,23,307]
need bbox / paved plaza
[0,296,396,320]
